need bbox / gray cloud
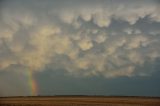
[0,70,30,96]
[0,0,160,78]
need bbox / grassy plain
[0,96,160,106]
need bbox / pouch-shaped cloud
[0,0,160,78]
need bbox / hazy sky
[0,0,160,97]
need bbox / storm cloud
[0,0,160,78]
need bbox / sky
[0,0,160,97]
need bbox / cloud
[94,32,107,43]
[56,0,160,27]
[0,70,30,96]
[126,35,149,49]
[0,0,160,78]
[78,37,93,51]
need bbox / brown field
[0,96,160,106]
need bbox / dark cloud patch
[0,71,29,96]
[35,65,160,96]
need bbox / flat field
[0,96,160,106]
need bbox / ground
[0,96,160,106]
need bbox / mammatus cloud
[0,0,160,78]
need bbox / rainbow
[28,70,38,96]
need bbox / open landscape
[0,96,160,106]
[0,1,160,106]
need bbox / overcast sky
[0,0,160,97]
